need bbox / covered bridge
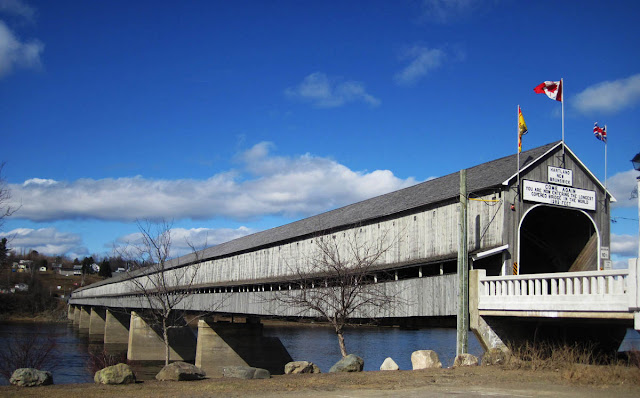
[72,141,612,308]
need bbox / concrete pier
[79,306,91,335]
[104,309,130,353]
[89,307,107,343]
[195,318,292,377]
[73,306,81,327]
[127,311,197,362]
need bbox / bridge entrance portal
[519,205,597,274]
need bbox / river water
[0,322,483,385]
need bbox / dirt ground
[2,365,639,398]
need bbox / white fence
[477,258,640,314]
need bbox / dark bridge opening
[519,205,596,274]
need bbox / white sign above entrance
[548,166,573,186]
[522,180,596,211]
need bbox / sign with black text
[548,166,573,186]
[522,180,596,211]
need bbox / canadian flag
[534,81,562,102]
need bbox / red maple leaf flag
[534,81,562,101]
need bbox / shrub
[0,330,59,381]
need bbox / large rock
[453,353,479,368]
[9,368,53,387]
[284,361,321,374]
[380,357,399,371]
[481,348,508,366]
[94,363,136,384]
[411,350,442,370]
[223,366,271,379]
[329,354,364,373]
[156,361,206,381]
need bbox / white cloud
[574,74,640,114]
[611,233,638,258]
[608,169,638,209]
[0,19,43,78]
[394,46,446,86]
[0,0,35,21]
[9,142,418,223]
[420,0,481,24]
[23,178,57,187]
[285,72,380,108]
[0,227,87,257]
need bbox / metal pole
[457,169,469,356]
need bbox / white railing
[477,259,640,314]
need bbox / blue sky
[1,0,638,267]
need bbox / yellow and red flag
[518,106,528,153]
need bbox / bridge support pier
[89,307,107,343]
[469,269,507,351]
[195,317,292,377]
[127,311,197,362]
[104,309,130,353]
[79,306,91,335]
[67,304,75,321]
[73,306,81,327]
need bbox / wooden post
[457,169,469,356]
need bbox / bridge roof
[172,141,563,266]
[78,141,566,290]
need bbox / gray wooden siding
[70,274,458,318]
[71,193,501,300]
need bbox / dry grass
[503,342,640,385]
[1,365,639,398]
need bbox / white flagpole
[561,78,565,143]
[605,124,608,192]
[561,78,565,161]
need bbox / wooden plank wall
[72,193,502,299]
[70,274,459,318]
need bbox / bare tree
[119,219,215,365]
[0,162,18,230]
[273,227,404,357]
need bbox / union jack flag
[593,122,607,143]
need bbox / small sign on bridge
[548,166,573,186]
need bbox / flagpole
[561,78,565,162]
[605,124,608,192]
[517,105,521,197]
[516,105,521,276]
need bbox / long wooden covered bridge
[69,141,639,374]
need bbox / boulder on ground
[284,361,321,374]
[10,368,53,387]
[411,350,442,370]
[481,348,508,366]
[453,353,479,368]
[223,366,271,379]
[156,361,206,381]
[329,354,364,373]
[380,357,399,371]
[94,363,136,385]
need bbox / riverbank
[1,366,639,398]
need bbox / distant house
[52,263,63,273]
[73,265,83,276]
[39,266,47,272]
[14,260,33,273]
[59,265,76,277]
